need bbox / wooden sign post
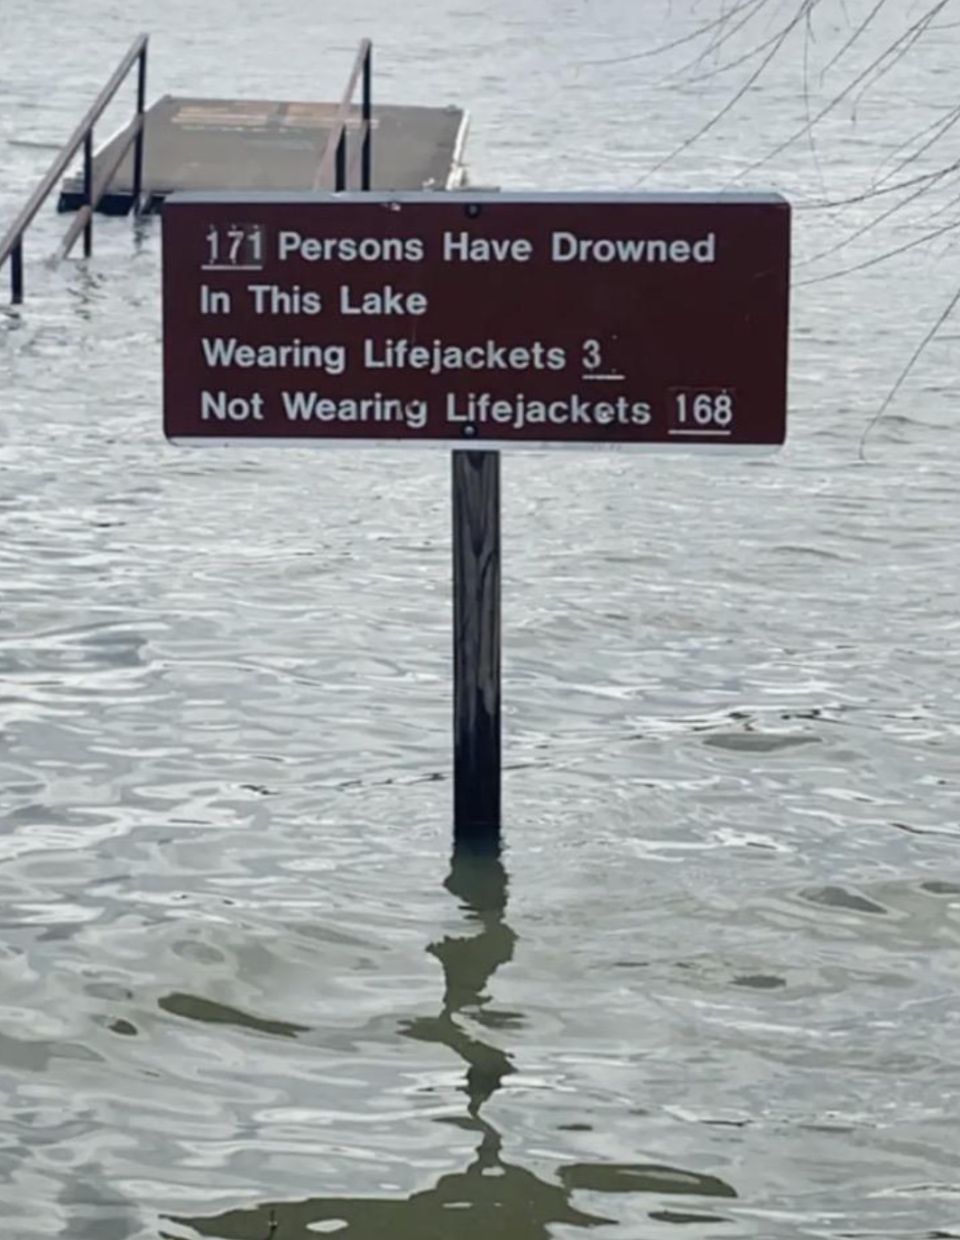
[162,191,791,849]
[452,449,501,846]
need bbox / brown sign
[162,192,790,449]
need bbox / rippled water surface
[3,1,960,1236]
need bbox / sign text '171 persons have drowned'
[162,192,790,449]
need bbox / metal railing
[313,39,372,192]
[0,33,149,304]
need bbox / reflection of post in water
[402,841,518,1122]
[166,844,737,1240]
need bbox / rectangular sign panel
[162,192,790,449]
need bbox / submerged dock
[58,94,468,214]
[1,35,470,303]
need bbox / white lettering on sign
[278,232,425,263]
[340,285,428,316]
[551,231,716,263]
[247,284,324,315]
[282,391,428,429]
[446,391,652,430]
[442,232,533,263]
[363,338,567,374]
[201,391,265,421]
[201,337,348,374]
[670,390,735,438]
[200,285,232,314]
[270,229,718,266]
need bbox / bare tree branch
[733,0,949,181]
[797,216,960,287]
[581,0,766,68]
[632,0,815,184]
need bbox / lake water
[2,1,960,1236]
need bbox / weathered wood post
[452,449,501,847]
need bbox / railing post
[83,130,94,257]
[0,34,148,299]
[336,131,347,192]
[132,42,148,214]
[362,44,372,192]
[11,238,23,305]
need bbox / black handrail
[313,39,372,192]
[0,33,149,305]
[54,113,146,262]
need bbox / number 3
[582,339,602,371]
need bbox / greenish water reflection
[166,846,736,1239]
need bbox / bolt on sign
[162,192,790,449]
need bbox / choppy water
[3,1,960,1236]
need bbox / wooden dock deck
[58,93,469,214]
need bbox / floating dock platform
[2,35,472,303]
[58,94,469,215]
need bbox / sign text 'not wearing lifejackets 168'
[162,192,790,451]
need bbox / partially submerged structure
[0,36,469,302]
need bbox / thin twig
[799,160,960,266]
[796,216,960,286]
[859,283,960,461]
[795,160,960,211]
[733,0,949,181]
[579,0,765,67]
[821,0,890,79]
[632,0,812,184]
